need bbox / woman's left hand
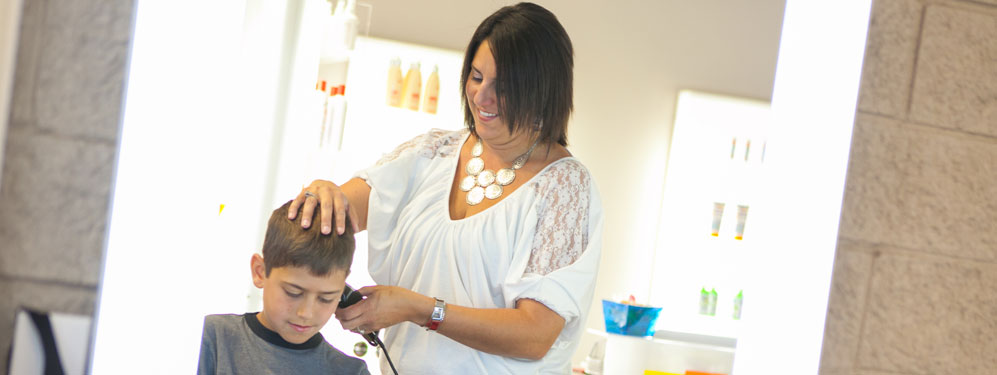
[336,285,434,333]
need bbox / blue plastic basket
[602,299,662,337]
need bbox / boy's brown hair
[261,200,355,276]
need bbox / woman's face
[465,40,510,141]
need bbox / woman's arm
[336,286,565,360]
[436,298,566,360]
[288,177,371,235]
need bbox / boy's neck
[245,312,323,350]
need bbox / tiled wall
[0,0,134,371]
[820,0,997,374]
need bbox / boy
[198,200,369,375]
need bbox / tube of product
[322,86,339,149]
[329,85,347,150]
[735,204,749,240]
[711,202,725,237]
[317,80,328,148]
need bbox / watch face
[432,299,446,320]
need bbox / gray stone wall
[0,0,134,371]
[820,0,997,373]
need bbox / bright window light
[90,1,298,373]
[731,0,872,373]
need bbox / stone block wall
[0,0,134,371]
[820,0,997,373]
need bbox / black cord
[374,335,398,375]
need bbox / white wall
[354,0,785,364]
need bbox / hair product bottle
[699,287,710,315]
[422,64,439,114]
[401,62,422,111]
[707,288,718,316]
[733,290,743,320]
[386,58,403,107]
[341,0,358,49]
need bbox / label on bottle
[711,202,725,237]
[708,289,718,316]
[407,92,420,111]
[735,205,749,240]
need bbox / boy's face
[251,254,347,344]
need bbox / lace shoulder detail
[374,128,467,166]
[525,158,593,276]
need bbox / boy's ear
[251,253,266,288]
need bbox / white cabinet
[593,329,735,375]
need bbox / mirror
[89,0,870,373]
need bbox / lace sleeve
[525,159,592,276]
[373,129,464,166]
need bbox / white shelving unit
[649,91,772,341]
[589,328,736,375]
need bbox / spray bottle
[401,62,422,111]
[386,58,403,107]
[422,65,439,114]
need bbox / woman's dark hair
[461,2,574,146]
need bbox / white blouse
[356,128,603,374]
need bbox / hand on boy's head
[290,180,360,235]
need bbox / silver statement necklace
[459,137,540,205]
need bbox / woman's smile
[477,109,498,122]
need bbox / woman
[289,3,603,373]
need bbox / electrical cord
[339,284,398,374]
[373,335,398,375]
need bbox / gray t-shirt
[198,313,370,375]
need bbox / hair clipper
[339,284,379,346]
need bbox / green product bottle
[699,287,710,315]
[733,290,743,320]
[708,288,718,316]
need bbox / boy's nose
[296,301,314,319]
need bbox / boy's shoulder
[201,313,369,374]
[203,313,245,331]
[315,340,370,373]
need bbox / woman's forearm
[340,177,371,231]
[408,296,566,360]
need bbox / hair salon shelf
[587,328,735,375]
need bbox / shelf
[586,328,736,352]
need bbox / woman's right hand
[288,179,360,235]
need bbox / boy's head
[251,200,356,344]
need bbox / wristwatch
[426,298,446,331]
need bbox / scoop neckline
[444,130,575,223]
